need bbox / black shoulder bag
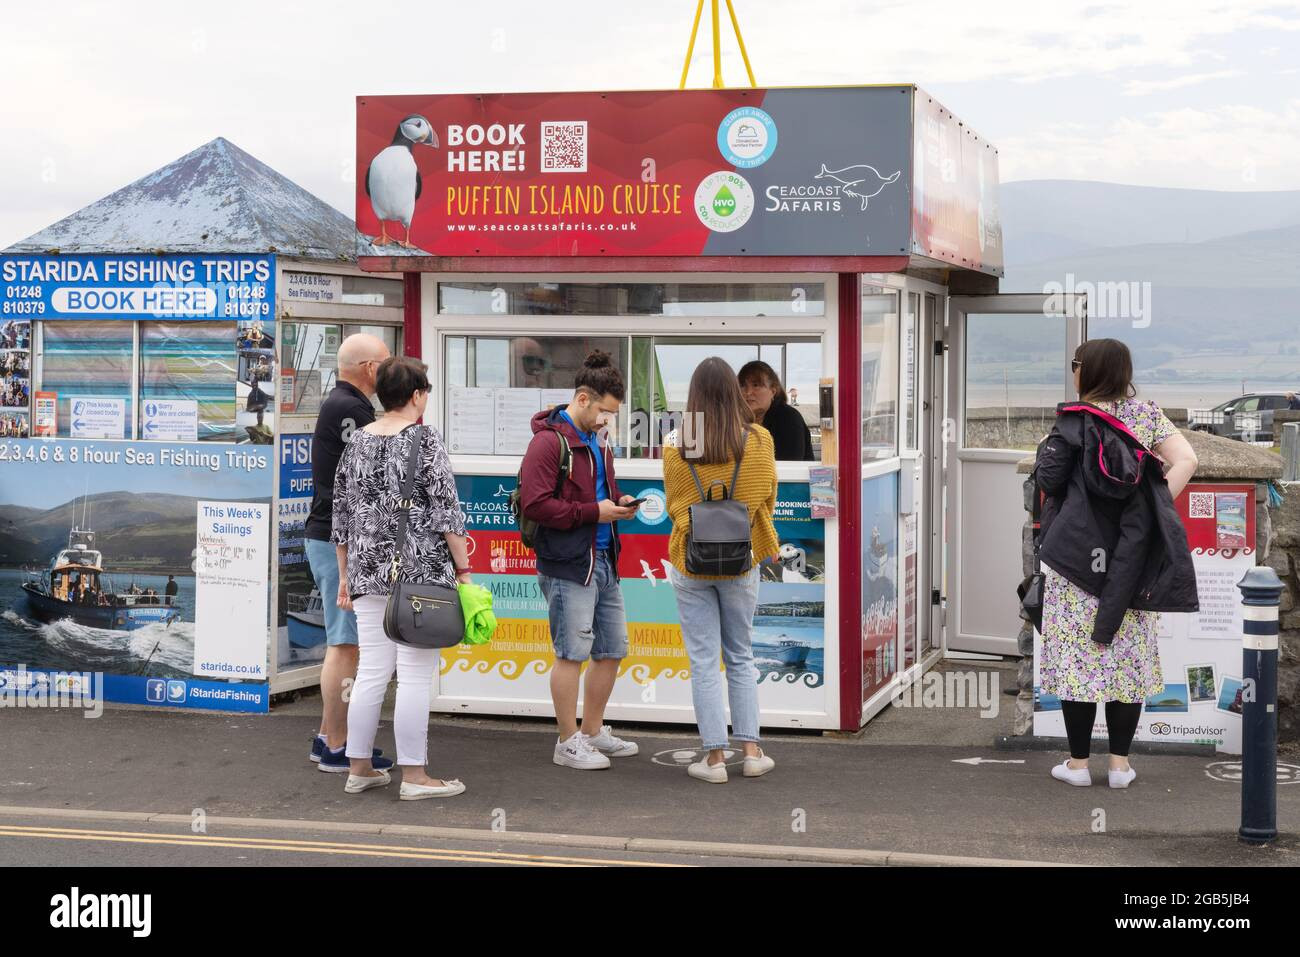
[383,426,466,648]
[683,426,753,577]
[1016,467,1045,631]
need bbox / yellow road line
[0,824,686,867]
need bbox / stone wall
[969,406,1188,452]
[1013,429,1297,743]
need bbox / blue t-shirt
[560,410,611,550]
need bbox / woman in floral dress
[1037,339,1199,789]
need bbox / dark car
[1189,392,1293,443]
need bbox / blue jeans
[670,564,762,750]
[538,551,629,662]
[304,537,358,646]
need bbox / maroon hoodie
[519,406,623,585]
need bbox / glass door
[944,293,1085,655]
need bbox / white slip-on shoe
[688,757,729,784]
[344,768,391,794]
[1109,766,1137,789]
[400,778,467,800]
[742,748,775,778]
[553,732,611,770]
[1050,759,1092,787]
[587,724,639,757]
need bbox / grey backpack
[683,426,753,576]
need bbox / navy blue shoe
[318,741,394,773]
[311,734,390,764]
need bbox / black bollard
[1237,565,1283,846]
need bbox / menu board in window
[447,387,495,454]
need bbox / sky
[1,0,1298,245]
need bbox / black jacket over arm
[1035,402,1198,644]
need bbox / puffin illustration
[814,163,902,211]
[366,114,439,248]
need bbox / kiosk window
[439,281,824,317]
[140,321,238,442]
[862,290,899,460]
[39,321,134,439]
[628,336,821,460]
[281,323,399,415]
[443,335,627,456]
[963,313,1067,451]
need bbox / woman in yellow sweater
[664,357,780,784]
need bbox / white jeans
[346,594,440,767]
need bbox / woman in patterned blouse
[331,356,471,801]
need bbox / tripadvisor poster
[0,437,273,712]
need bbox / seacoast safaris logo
[694,171,755,233]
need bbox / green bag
[457,582,497,646]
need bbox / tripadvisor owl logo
[694,171,754,233]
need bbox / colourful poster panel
[276,432,323,672]
[443,474,829,722]
[861,472,899,705]
[1034,482,1254,753]
[0,437,273,711]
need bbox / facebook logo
[145,679,166,703]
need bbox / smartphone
[624,497,648,507]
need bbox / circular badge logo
[717,107,777,168]
[634,488,668,526]
[694,171,755,233]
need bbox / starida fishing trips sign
[355,86,928,259]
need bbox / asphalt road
[1,705,1297,866]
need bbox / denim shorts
[538,551,628,662]
[304,536,358,647]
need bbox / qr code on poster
[1188,492,1215,518]
[541,121,587,172]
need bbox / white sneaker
[400,778,467,800]
[742,748,775,778]
[1050,759,1092,787]
[1109,766,1137,789]
[688,756,728,784]
[587,724,639,757]
[553,732,611,770]
[344,768,391,794]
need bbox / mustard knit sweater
[663,425,780,580]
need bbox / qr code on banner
[1188,492,1215,518]
[541,121,587,172]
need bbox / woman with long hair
[663,357,781,783]
[1035,338,1199,788]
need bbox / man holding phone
[520,350,642,770]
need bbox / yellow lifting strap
[679,0,757,89]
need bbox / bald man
[305,333,395,772]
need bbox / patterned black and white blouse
[331,425,466,597]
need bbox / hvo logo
[712,184,737,217]
[694,171,754,233]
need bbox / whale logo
[814,163,902,211]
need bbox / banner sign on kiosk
[1,254,273,320]
[1034,483,1256,753]
[357,87,923,260]
[0,438,272,712]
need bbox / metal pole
[1237,565,1282,845]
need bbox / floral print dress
[1038,398,1178,704]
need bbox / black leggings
[1060,701,1143,759]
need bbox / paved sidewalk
[2,697,1297,866]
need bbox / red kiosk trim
[371,255,910,276]
[836,272,863,730]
